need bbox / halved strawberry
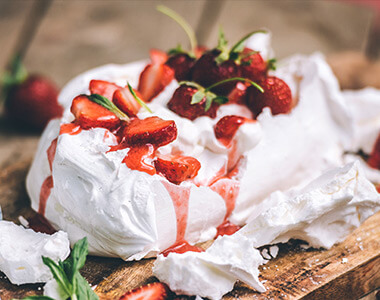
[113,88,141,117]
[138,50,175,102]
[247,76,293,116]
[122,116,177,147]
[167,85,218,120]
[119,282,170,300]
[89,80,121,100]
[71,95,120,130]
[154,154,201,184]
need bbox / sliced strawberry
[150,49,168,64]
[138,50,174,102]
[89,80,121,100]
[119,282,170,300]
[240,48,267,82]
[122,116,177,147]
[227,82,249,104]
[214,115,246,147]
[167,85,218,120]
[247,76,293,116]
[368,133,380,170]
[154,154,201,184]
[71,95,120,130]
[113,88,141,117]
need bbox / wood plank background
[0,1,380,299]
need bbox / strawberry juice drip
[160,181,203,255]
[60,123,82,135]
[39,138,58,216]
[215,220,241,238]
[122,144,156,175]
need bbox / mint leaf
[42,257,72,298]
[213,96,229,105]
[191,90,205,104]
[88,94,130,121]
[127,82,152,113]
[76,273,98,300]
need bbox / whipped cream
[153,161,380,299]
[0,221,70,285]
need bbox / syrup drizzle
[39,138,58,216]
[122,144,156,175]
[215,220,241,237]
[160,181,203,255]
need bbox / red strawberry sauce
[122,144,156,175]
[38,138,57,216]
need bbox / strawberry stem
[205,77,264,93]
[229,30,267,57]
[1,54,28,102]
[157,5,197,55]
[88,94,130,122]
[127,82,153,113]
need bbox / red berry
[167,85,218,121]
[191,50,240,95]
[166,53,195,81]
[89,79,120,101]
[154,154,201,184]
[70,95,120,130]
[247,76,293,116]
[113,88,141,117]
[122,116,177,147]
[240,48,267,82]
[5,75,63,130]
[214,115,246,147]
[119,282,170,300]
[138,50,175,102]
[227,82,249,104]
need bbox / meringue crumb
[341,258,348,264]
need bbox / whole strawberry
[192,49,240,95]
[166,52,195,82]
[240,48,268,82]
[5,74,63,130]
[247,76,292,117]
[167,84,219,120]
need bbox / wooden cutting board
[0,160,379,300]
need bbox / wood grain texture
[0,161,379,300]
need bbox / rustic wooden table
[0,1,379,299]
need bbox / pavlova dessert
[2,6,380,300]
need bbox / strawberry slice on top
[119,282,170,300]
[154,154,201,184]
[138,49,175,102]
[113,88,142,117]
[240,48,268,82]
[71,95,121,130]
[89,79,121,101]
[122,116,177,147]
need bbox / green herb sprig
[18,238,98,300]
[88,94,130,122]
[180,77,263,112]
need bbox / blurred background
[0,0,379,167]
